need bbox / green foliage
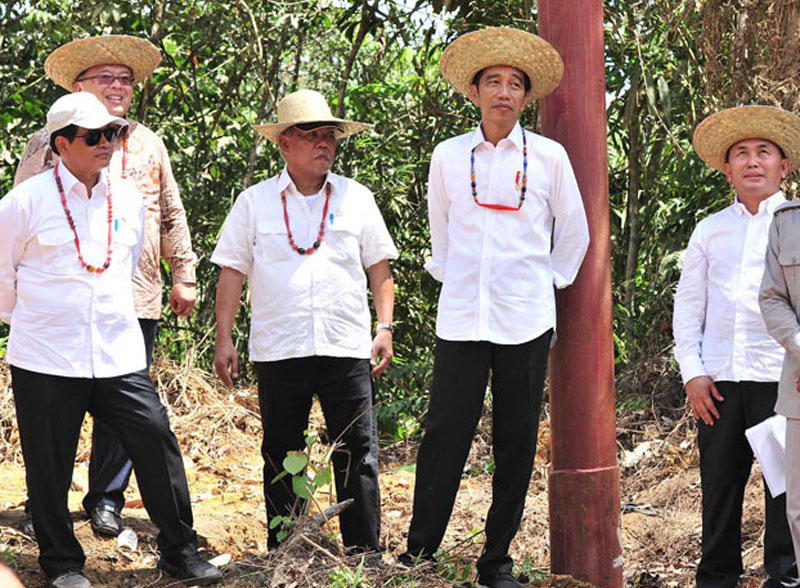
[4,0,787,430]
[0,544,19,570]
[269,428,334,543]
[327,557,371,588]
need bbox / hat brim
[440,27,564,101]
[254,118,370,144]
[693,105,800,172]
[45,35,161,91]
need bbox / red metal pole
[539,2,623,587]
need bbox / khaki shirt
[759,200,800,418]
[14,120,197,319]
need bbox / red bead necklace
[54,161,114,274]
[280,182,332,255]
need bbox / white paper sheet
[745,414,787,498]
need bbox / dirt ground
[0,360,778,587]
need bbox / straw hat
[440,27,564,101]
[45,35,161,91]
[693,105,800,172]
[254,89,370,144]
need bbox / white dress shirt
[425,122,590,344]
[673,191,786,384]
[0,164,146,378]
[211,168,398,362]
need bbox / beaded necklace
[54,161,114,274]
[470,129,527,211]
[280,182,332,255]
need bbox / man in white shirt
[0,92,220,588]
[400,28,590,588]
[674,105,800,588]
[212,89,397,552]
[15,34,199,540]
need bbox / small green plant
[328,556,371,587]
[515,557,548,582]
[269,429,335,543]
[0,544,19,570]
[437,553,473,583]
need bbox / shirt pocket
[255,219,293,262]
[778,249,800,304]
[327,220,361,265]
[36,227,76,273]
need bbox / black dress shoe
[157,552,222,586]
[397,551,437,569]
[47,571,92,588]
[89,505,122,537]
[18,512,36,541]
[477,572,526,588]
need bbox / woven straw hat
[45,35,161,91]
[440,27,564,100]
[254,89,369,144]
[693,105,800,172]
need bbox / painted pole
[538,2,623,586]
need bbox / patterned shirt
[14,119,197,319]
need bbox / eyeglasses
[75,73,134,87]
[74,126,126,147]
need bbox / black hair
[725,141,787,163]
[472,68,532,94]
[50,124,78,156]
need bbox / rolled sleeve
[760,216,800,361]
[211,192,255,275]
[549,147,589,289]
[673,224,709,384]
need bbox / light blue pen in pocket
[329,213,334,225]
[114,219,119,232]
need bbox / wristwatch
[375,322,395,333]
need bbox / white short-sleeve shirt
[211,168,398,362]
[0,164,146,378]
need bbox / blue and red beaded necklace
[470,129,527,211]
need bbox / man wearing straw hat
[674,105,800,587]
[15,34,197,541]
[0,92,220,588]
[212,88,397,552]
[759,115,800,580]
[400,28,590,588]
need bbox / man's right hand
[686,375,724,426]
[214,339,239,389]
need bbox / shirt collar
[469,121,525,151]
[55,163,109,200]
[277,166,333,197]
[732,190,786,217]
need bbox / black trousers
[256,356,380,551]
[12,365,197,579]
[83,318,158,514]
[406,332,551,580]
[697,381,799,588]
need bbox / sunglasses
[75,73,134,87]
[74,126,126,147]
